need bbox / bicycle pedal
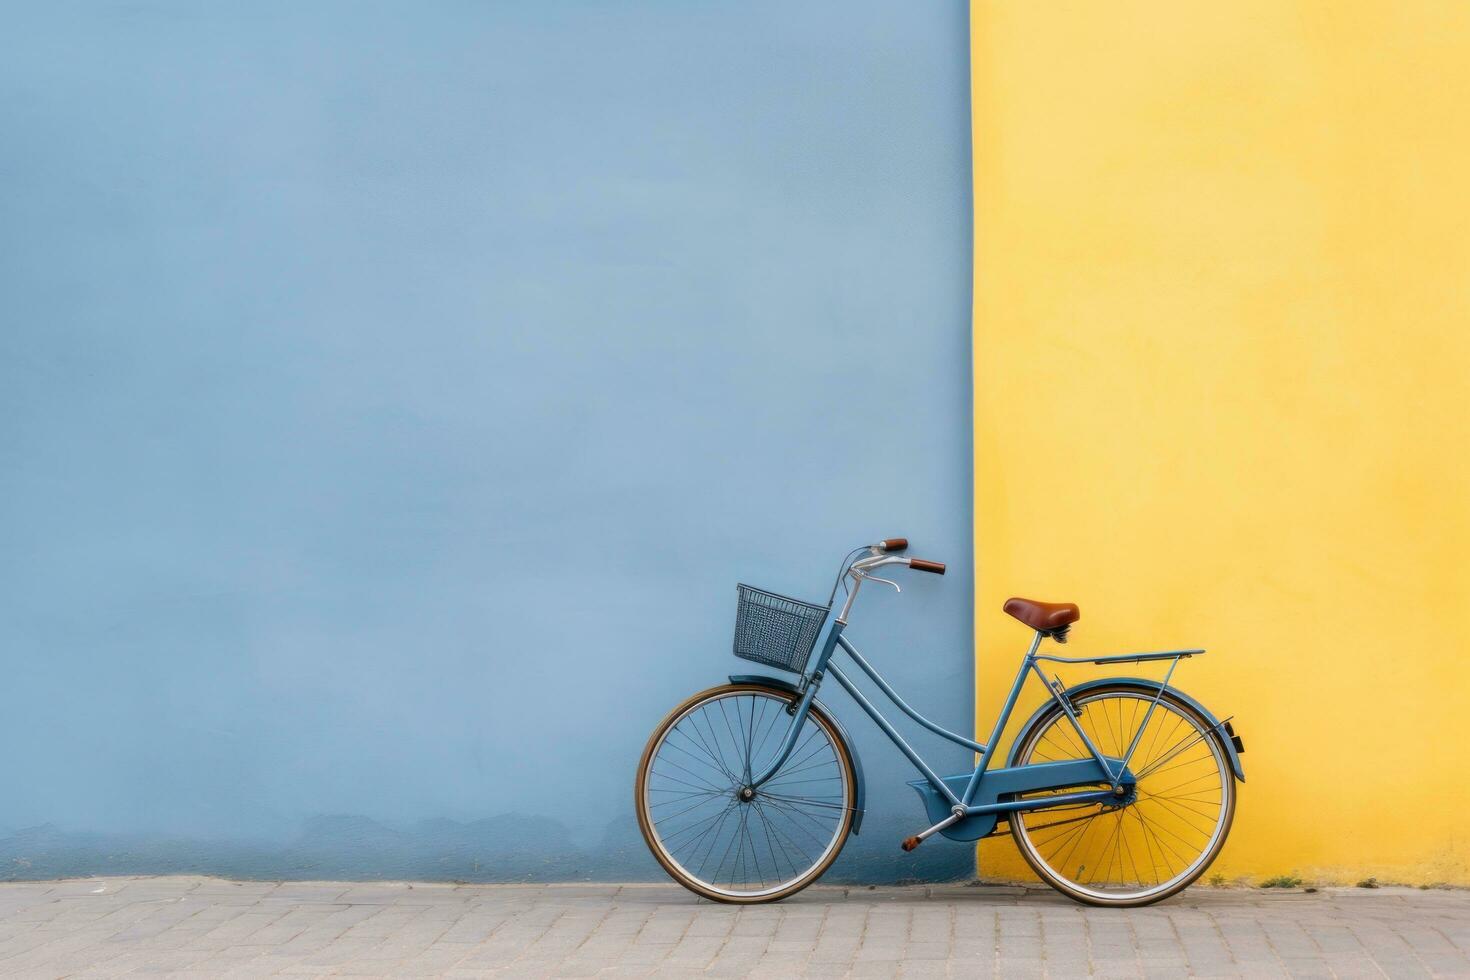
[901,836,922,852]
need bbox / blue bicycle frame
[745,616,1217,844]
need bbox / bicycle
[634,538,1245,907]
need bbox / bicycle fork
[745,625,843,789]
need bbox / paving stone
[0,878,1463,977]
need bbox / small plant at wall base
[1358,877,1380,889]
[1259,875,1304,889]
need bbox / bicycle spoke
[692,801,740,878]
[756,801,821,876]
[750,802,795,881]
[662,801,738,848]
[664,731,734,782]
[683,713,739,785]
[650,767,726,796]
[757,792,849,811]
[651,756,728,793]
[755,794,838,839]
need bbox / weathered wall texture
[1,2,975,882]
[971,0,1470,884]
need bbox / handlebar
[849,551,946,578]
[833,540,946,618]
[871,538,943,573]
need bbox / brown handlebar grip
[879,538,908,552]
[910,558,946,574]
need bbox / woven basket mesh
[732,584,830,673]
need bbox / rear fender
[728,674,866,833]
[1006,677,1245,781]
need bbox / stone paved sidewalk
[0,877,1466,978]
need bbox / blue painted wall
[0,2,972,882]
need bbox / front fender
[728,674,866,834]
[1007,677,1245,781]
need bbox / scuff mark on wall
[0,810,971,884]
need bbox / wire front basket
[733,584,830,674]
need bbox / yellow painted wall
[970,0,1470,885]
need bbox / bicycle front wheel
[1008,684,1236,906]
[635,683,856,903]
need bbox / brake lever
[863,572,902,593]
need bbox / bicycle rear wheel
[1008,684,1236,906]
[634,683,856,903]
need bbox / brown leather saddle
[1003,597,1080,638]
